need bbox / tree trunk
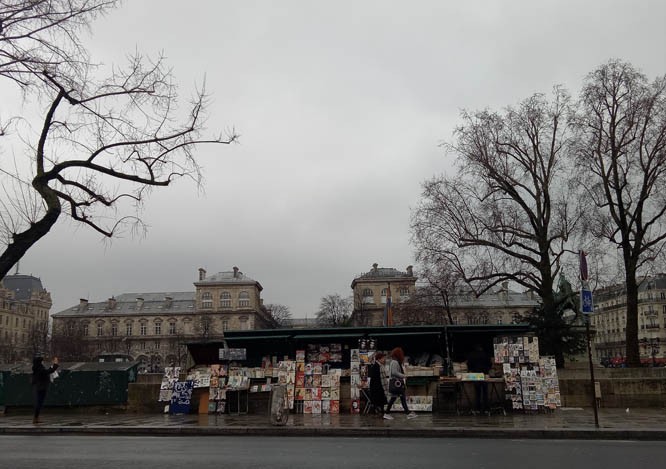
[624,273,641,367]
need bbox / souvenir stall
[161,324,544,416]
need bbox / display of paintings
[169,380,193,414]
[296,350,306,361]
[306,344,343,363]
[304,400,313,414]
[494,336,560,412]
[295,373,305,387]
[351,399,360,414]
[321,374,331,388]
[330,388,340,400]
[158,366,181,401]
[312,400,322,414]
[322,400,331,413]
[407,396,433,412]
[350,386,359,399]
[330,400,340,413]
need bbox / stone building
[51,267,277,372]
[0,274,52,363]
[591,274,666,365]
[350,263,538,327]
[350,264,418,326]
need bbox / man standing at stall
[466,344,492,414]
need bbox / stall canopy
[186,324,533,366]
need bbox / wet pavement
[2,407,666,440]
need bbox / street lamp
[640,337,660,367]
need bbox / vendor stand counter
[437,377,506,415]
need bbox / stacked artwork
[350,339,376,413]
[494,336,561,411]
[208,364,228,413]
[306,343,343,363]
[158,366,181,402]
[294,348,341,414]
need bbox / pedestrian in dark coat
[368,352,388,416]
[31,356,59,424]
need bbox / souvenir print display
[158,366,181,402]
[494,336,561,411]
[293,347,341,414]
[169,380,193,414]
[350,339,376,413]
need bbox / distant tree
[193,312,217,340]
[265,303,293,327]
[51,319,91,361]
[411,87,585,367]
[316,294,352,327]
[577,60,666,367]
[0,0,236,279]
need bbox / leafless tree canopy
[412,88,583,315]
[316,294,351,327]
[0,1,236,279]
[266,303,293,327]
[577,60,666,366]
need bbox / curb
[2,426,666,440]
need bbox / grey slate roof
[355,267,411,279]
[0,274,46,301]
[53,291,196,317]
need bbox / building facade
[0,274,52,363]
[51,267,277,372]
[591,274,666,365]
[350,264,418,326]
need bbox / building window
[83,324,89,336]
[220,291,232,308]
[222,320,229,331]
[238,291,250,308]
[380,288,388,304]
[112,324,118,336]
[97,323,103,336]
[239,316,249,330]
[362,288,373,304]
[140,323,147,336]
[155,323,161,335]
[169,322,176,335]
[201,292,213,309]
[155,340,160,350]
[126,323,133,336]
[399,287,409,298]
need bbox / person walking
[368,351,389,418]
[31,355,59,424]
[385,347,417,419]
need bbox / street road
[1,436,664,469]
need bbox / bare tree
[193,312,217,340]
[265,303,293,327]
[411,87,585,366]
[577,60,666,367]
[50,318,91,361]
[316,294,352,327]
[0,1,236,279]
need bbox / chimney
[164,296,173,309]
[198,268,206,281]
[79,298,89,310]
[233,266,239,278]
[406,265,413,276]
[372,263,378,272]
[136,297,144,309]
[107,297,117,310]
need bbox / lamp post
[640,337,660,367]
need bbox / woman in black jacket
[31,356,59,424]
[368,352,389,418]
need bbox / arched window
[201,291,213,309]
[380,288,387,304]
[238,291,250,307]
[220,291,232,308]
[399,287,409,298]
[362,288,374,304]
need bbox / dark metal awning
[224,334,292,341]
[292,333,365,340]
[369,331,441,338]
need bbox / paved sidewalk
[2,407,666,440]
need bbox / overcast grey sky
[8,0,666,317]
